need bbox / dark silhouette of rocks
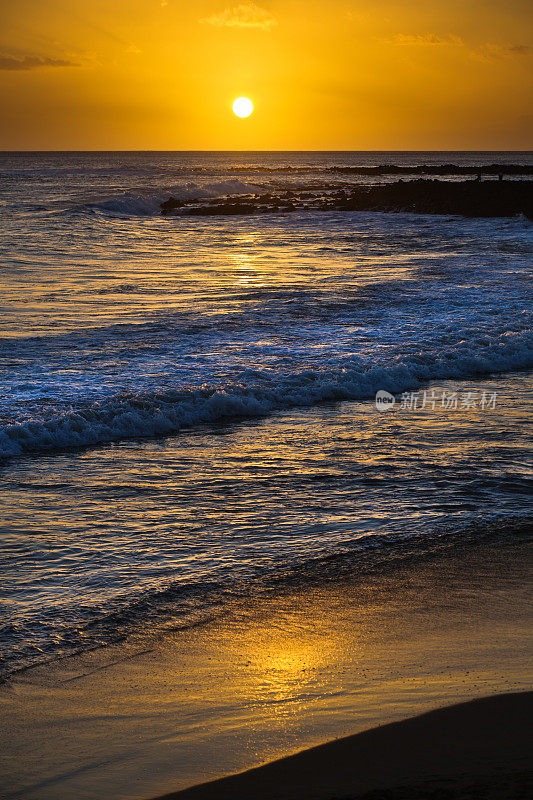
[327,179,533,218]
[160,179,533,220]
[160,197,185,214]
[223,163,533,176]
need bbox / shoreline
[1,536,531,800]
[2,151,532,800]
[152,692,533,800]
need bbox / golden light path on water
[1,538,530,800]
[1,152,532,706]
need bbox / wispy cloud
[0,54,78,70]
[385,33,533,61]
[200,3,278,31]
[389,33,463,47]
[471,42,533,61]
[508,44,533,55]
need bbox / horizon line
[1,148,532,154]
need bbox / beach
[1,0,533,793]
[1,532,531,800]
[154,692,533,800]
[1,151,532,799]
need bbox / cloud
[200,3,277,31]
[389,33,463,47]
[473,42,533,60]
[384,34,532,61]
[0,54,78,70]
[503,43,533,56]
[384,33,533,62]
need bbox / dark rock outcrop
[160,179,533,220]
[160,196,185,215]
[332,179,533,218]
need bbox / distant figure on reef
[476,170,482,182]
[499,173,504,181]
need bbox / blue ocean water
[0,152,532,676]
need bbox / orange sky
[0,0,531,149]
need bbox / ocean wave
[5,162,532,181]
[2,512,531,681]
[81,178,533,220]
[86,179,261,216]
[1,329,532,459]
[212,163,533,176]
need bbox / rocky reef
[160,179,533,220]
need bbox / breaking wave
[2,329,532,459]
[87,179,261,216]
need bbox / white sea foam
[2,329,531,458]
[2,150,533,678]
[90,179,261,216]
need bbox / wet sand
[0,538,531,800]
[154,692,532,800]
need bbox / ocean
[1,151,532,679]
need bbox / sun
[233,97,254,118]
